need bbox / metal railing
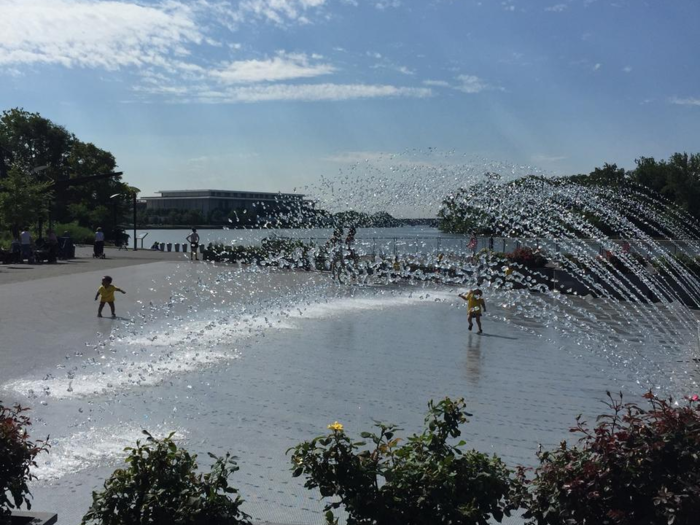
[274,236,700,258]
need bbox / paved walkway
[0,246,186,285]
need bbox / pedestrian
[94,227,105,258]
[458,288,487,334]
[94,275,126,318]
[20,227,32,263]
[186,228,200,261]
[10,237,21,263]
[47,228,58,263]
[468,234,478,258]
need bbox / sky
[0,0,699,199]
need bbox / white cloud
[375,0,401,10]
[593,63,602,71]
[622,66,632,73]
[455,74,493,94]
[670,97,700,107]
[0,0,332,70]
[0,0,430,105]
[423,80,451,87]
[157,83,433,103]
[0,0,203,69]
[211,53,335,84]
[545,4,568,12]
[421,75,500,93]
[215,0,329,27]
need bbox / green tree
[0,166,52,237]
[632,153,700,219]
[0,108,131,238]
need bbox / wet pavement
[0,261,689,524]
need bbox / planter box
[10,511,57,525]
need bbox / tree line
[0,108,133,242]
[439,154,700,235]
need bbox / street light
[110,193,122,247]
[110,189,139,251]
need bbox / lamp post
[132,190,138,251]
[109,189,139,251]
[109,193,121,247]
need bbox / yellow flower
[327,421,344,432]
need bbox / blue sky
[1,0,698,198]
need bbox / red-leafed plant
[512,391,700,525]
[0,402,49,521]
[507,247,548,269]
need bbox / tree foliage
[289,398,513,525]
[82,431,250,525]
[0,402,49,520]
[512,392,700,525]
[0,166,52,236]
[0,108,131,237]
[439,153,700,234]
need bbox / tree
[0,166,52,237]
[0,108,131,237]
[632,153,700,219]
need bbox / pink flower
[691,395,699,402]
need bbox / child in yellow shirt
[458,289,486,334]
[95,275,126,318]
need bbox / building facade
[142,189,304,215]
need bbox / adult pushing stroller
[93,227,106,259]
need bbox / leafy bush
[203,238,318,268]
[512,392,700,525]
[289,398,513,525]
[507,247,548,268]
[653,253,700,279]
[0,402,49,520]
[82,431,250,525]
[54,221,95,244]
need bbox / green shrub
[512,392,700,525]
[203,238,318,268]
[0,402,49,521]
[653,253,700,278]
[82,431,250,525]
[289,398,513,525]
[54,222,94,244]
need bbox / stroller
[93,240,106,259]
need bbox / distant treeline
[439,153,700,235]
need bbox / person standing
[20,227,32,263]
[94,227,105,258]
[186,228,200,261]
[459,289,487,334]
[468,234,478,259]
[47,228,58,263]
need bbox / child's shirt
[97,284,122,302]
[466,292,485,313]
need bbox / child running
[459,289,486,334]
[95,275,126,318]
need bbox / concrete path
[0,246,185,286]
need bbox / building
[142,189,304,215]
